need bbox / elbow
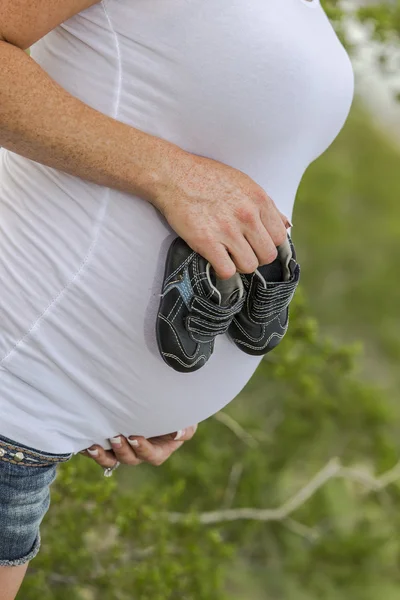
[0,32,30,52]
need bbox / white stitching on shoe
[231,317,267,343]
[162,352,207,368]
[190,334,210,343]
[167,295,182,320]
[192,297,243,317]
[276,311,289,329]
[158,314,201,360]
[165,252,196,284]
[246,279,296,325]
[232,330,285,351]
[171,299,184,323]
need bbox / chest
[112,0,354,155]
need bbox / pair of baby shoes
[156,235,300,373]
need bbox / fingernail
[287,220,293,228]
[128,438,139,447]
[174,429,185,441]
[87,448,99,456]
[110,436,122,448]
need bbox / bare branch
[339,465,382,491]
[223,462,244,509]
[213,412,259,448]
[166,458,341,524]
[165,458,400,526]
[376,460,400,489]
[283,518,320,542]
[338,460,400,494]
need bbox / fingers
[243,223,279,268]
[81,446,120,469]
[259,212,288,250]
[197,242,237,280]
[227,236,259,274]
[127,435,184,467]
[279,212,293,229]
[108,436,143,465]
[81,436,143,467]
[191,193,290,278]
[157,424,198,443]
[212,201,288,275]
[174,424,198,441]
[128,424,198,465]
[81,425,198,469]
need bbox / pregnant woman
[0,0,354,596]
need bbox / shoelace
[186,294,245,341]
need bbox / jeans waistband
[0,434,72,467]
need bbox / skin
[0,564,28,600]
[80,426,198,469]
[0,1,291,596]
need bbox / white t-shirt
[0,0,354,454]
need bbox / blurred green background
[20,2,400,599]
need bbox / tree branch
[283,518,321,542]
[165,458,400,525]
[223,462,244,509]
[213,412,259,448]
[166,458,341,524]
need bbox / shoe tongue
[206,263,244,306]
[256,237,292,288]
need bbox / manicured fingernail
[110,436,122,448]
[128,438,140,447]
[87,448,99,456]
[174,429,185,441]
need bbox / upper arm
[0,0,101,50]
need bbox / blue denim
[0,434,72,566]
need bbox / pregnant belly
[0,159,263,452]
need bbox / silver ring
[103,461,121,478]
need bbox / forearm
[0,40,179,203]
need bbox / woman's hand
[152,148,291,280]
[80,425,198,468]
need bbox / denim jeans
[0,434,72,566]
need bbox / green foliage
[355,2,400,40]
[323,0,400,41]
[294,98,400,393]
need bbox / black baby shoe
[228,235,300,356]
[157,237,245,373]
